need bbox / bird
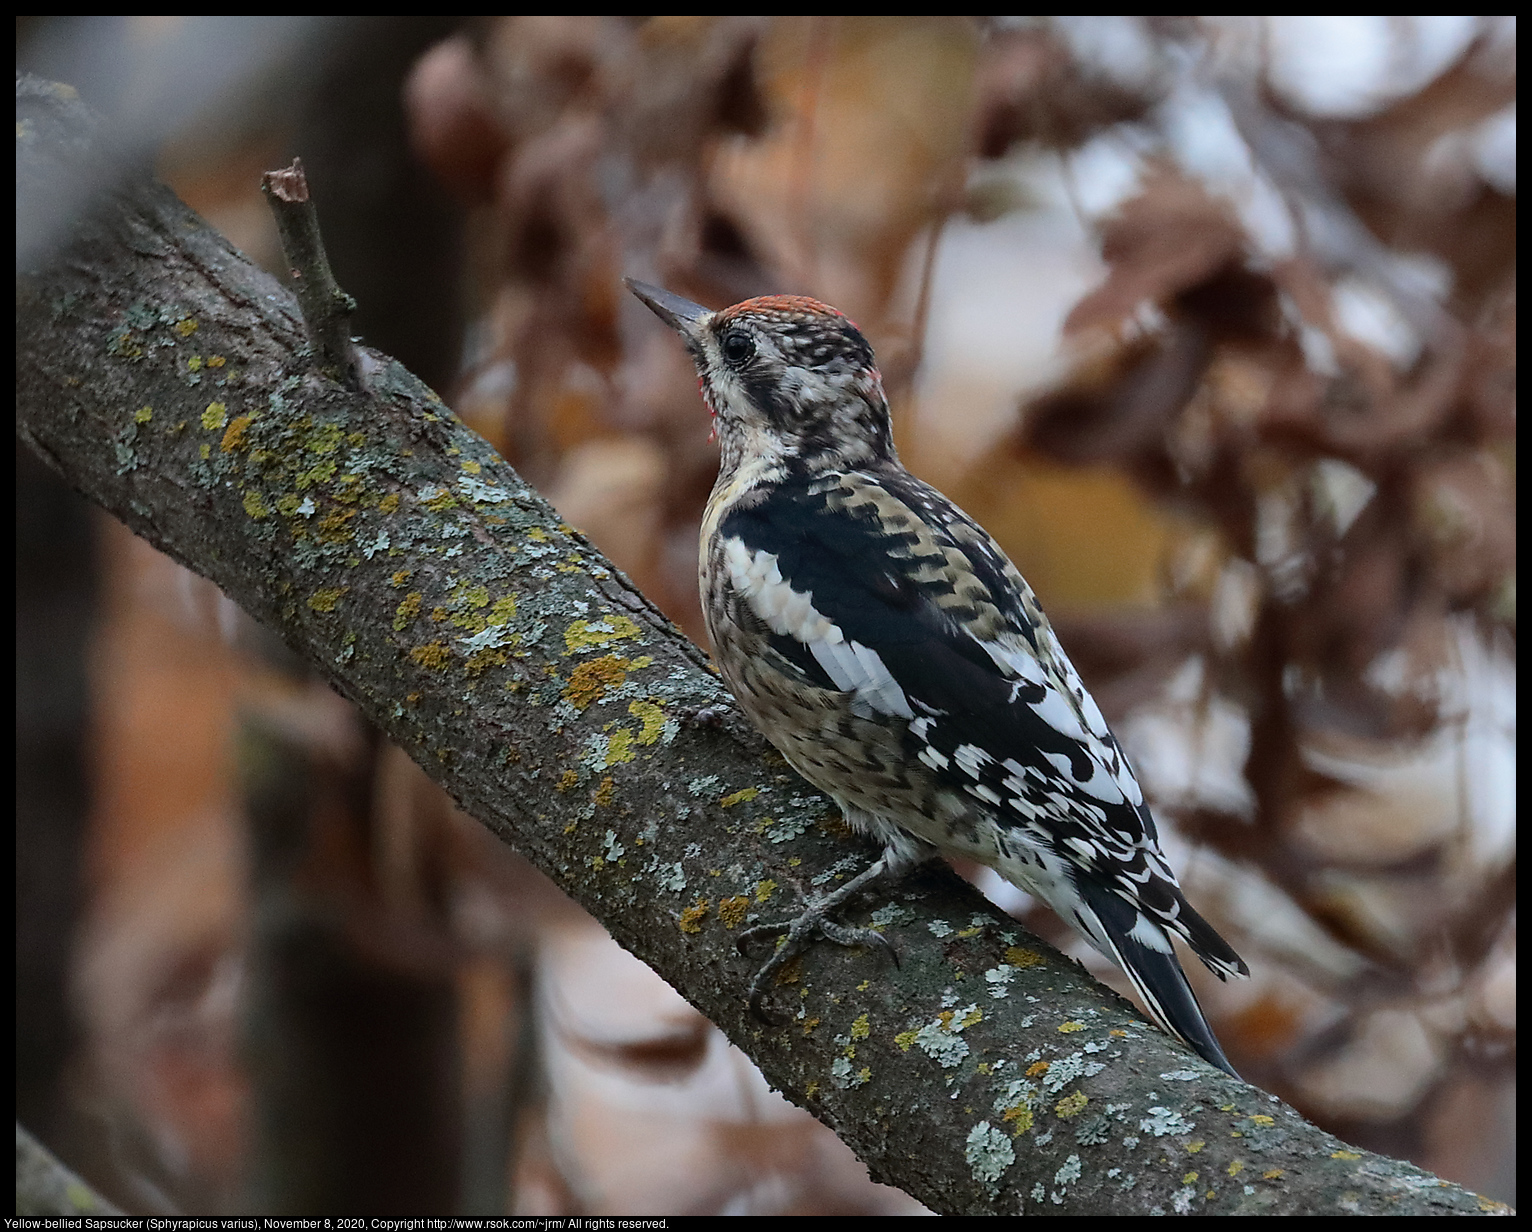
[625,277,1249,1077]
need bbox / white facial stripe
[725,538,912,719]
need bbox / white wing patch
[1128,911,1175,953]
[723,537,913,719]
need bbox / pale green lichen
[965,1122,1014,1185]
[830,1056,870,1089]
[984,964,1018,999]
[1140,1106,1195,1137]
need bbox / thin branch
[260,157,361,388]
[14,72,1509,1217]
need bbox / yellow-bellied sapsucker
[626,278,1248,1076]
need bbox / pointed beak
[625,278,711,338]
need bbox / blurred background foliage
[16,15,1514,1214]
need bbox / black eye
[721,330,755,367]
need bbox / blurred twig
[15,72,1510,1218]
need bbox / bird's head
[626,278,896,475]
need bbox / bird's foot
[738,901,898,1024]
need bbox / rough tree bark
[15,73,1508,1217]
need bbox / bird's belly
[704,622,996,857]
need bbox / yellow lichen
[134,405,153,424]
[894,1030,918,1052]
[604,729,635,766]
[678,900,710,934]
[379,492,401,514]
[409,642,451,670]
[296,459,336,489]
[174,317,198,337]
[1057,1020,1086,1034]
[307,587,347,613]
[755,879,777,903]
[1329,1150,1361,1161]
[1055,1091,1088,1119]
[317,508,356,542]
[461,459,481,474]
[200,401,227,431]
[220,414,253,452]
[718,896,750,930]
[207,355,226,368]
[1025,1061,1050,1078]
[465,648,508,677]
[629,699,666,744]
[1002,1105,1033,1136]
[394,592,422,631]
[563,614,642,655]
[1004,946,1046,968]
[563,655,632,709]
[242,490,270,520]
[391,570,412,587]
[1226,1160,1244,1177]
[850,1013,870,1041]
[594,777,615,808]
[556,769,579,793]
[307,422,343,455]
[720,786,759,808]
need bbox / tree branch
[14,72,1506,1217]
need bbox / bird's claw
[740,907,899,1023]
